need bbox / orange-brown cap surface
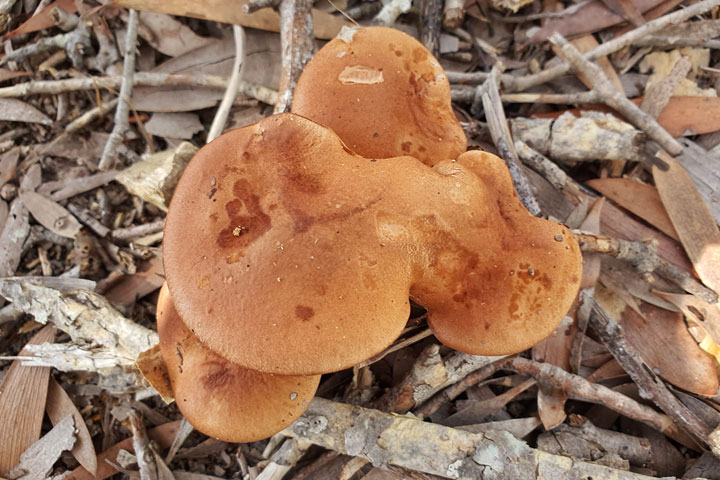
[291,26,466,166]
[163,114,581,375]
[156,283,320,442]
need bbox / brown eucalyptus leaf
[0,325,55,475]
[19,192,82,239]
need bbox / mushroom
[156,283,320,442]
[291,26,466,166]
[163,113,582,376]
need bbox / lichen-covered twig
[99,9,139,170]
[549,33,683,156]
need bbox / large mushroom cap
[156,283,320,442]
[164,113,581,375]
[291,26,466,166]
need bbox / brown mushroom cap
[156,283,320,442]
[291,26,466,166]
[163,113,581,375]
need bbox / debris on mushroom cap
[156,283,320,442]
[291,26,466,166]
[163,113,581,375]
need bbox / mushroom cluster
[158,26,583,442]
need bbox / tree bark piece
[283,397,677,479]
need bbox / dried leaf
[112,0,349,40]
[654,291,720,358]
[599,0,646,26]
[135,345,174,403]
[0,197,30,277]
[587,178,679,241]
[18,192,82,239]
[0,99,52,125]
[105,254,164,308]
[620,302,718,397]
[525,0,661,45]
[3,0,77,40]
[653,151,720,294]
[68,421,182,480]
[145,113,204,140]
[5,415,75,480]
[0,325,55,475]
[0,147,19,188]
[46,379,97,475]
[138,12,214,57]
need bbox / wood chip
[5,415,75,480]
[0,325,55,475]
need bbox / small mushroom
[156,283,320,442]
[291,26,466,166]
[164,114,582,375]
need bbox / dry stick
[507,0,720,93]
[549,33,683,157]
[274,0,314,113]
[98,9,139,171]
[419,0,443,57]
[474,66,542,216]
[0,72,278,105]
[514,140,581,199]
[589,302,713,444]
[112,219,165,242]
[452,85,601,105]
[499,357,684,442]
[574,232,719,304]
[207,25,245,142]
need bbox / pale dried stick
[207,25,245,142]
[99,9,139,170]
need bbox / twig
[499,356,685,443]
[549,33,683,156]
[505,0,720,92]
[514,140,581,199]
[442,0,464,30]
[255,438,311,480]
[419,0,442,57]
[0,72,277,105]
[373,0,412,25]
[274,0,314,113]
[574,232,718,304]
[112,219,165,242]
[473,65,542,216]
[354,327,433,369]
[589,301,712,444]
[99,9,139,170]
[207,26,245,142]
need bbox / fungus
[163,113,582,376]
[156,283,320,442]
[291,26,466,166]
